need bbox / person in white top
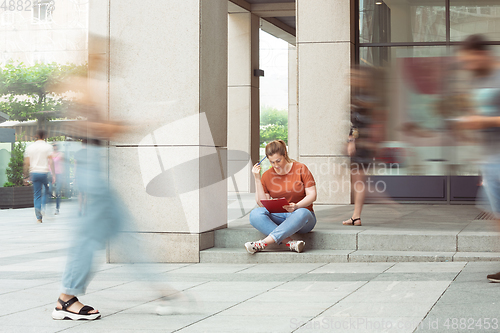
[24,130,54,223]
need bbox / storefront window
[358,0,500,179]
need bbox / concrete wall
[227,12,260,194]
[296,0,354,204]
[0,1,88,65]
[288,44,298,160]
[89,0,228,263]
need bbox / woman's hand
[283,202,298,213]
[252,163,262,180]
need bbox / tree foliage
[0,61,87,122]
[4,140,26,187]
[260,106,288,147]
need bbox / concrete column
[227,12,260,194]
[89,0,228,263]
[287,44,298,160]
[296,0,354,204]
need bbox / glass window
[358,0,500,178]
[33,0,54,24]
[359,0,446,44]
[450,0,500,42]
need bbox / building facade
[2,0,498,262]
[91,0,500,262]
[0,0,88,65]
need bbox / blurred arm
[456,115,500,130]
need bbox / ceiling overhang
[228,0,296,45]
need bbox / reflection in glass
[359,46,484,177]
[359,0,446,44]
[450,1,500,42]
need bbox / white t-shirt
[25,140,53,173]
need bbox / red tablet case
[260,198,290,213]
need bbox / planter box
[0,186,34,209]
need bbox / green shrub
[4,141,26,187]
[260,106,288,146]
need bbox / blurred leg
[55,175,62,210]
[31,173,42,220]
[41,174,49,213]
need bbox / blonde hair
[265,140,292,163]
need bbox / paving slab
[294,315,422,333]
[308,262,395,274]
[349,250,455,262]
[385,262,466,273]
[372,272,460,282]
[177,315,313,333]
[292,273,381,282]
[166,263,255,274]
[220,301,333,317]
[321,301,433,319]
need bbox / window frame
[32,0,54,24]
[357,0,500,51]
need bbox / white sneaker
[244,240,267,254]
[155,293,197,315]
[286,240,305,253]
[156,303,191,315]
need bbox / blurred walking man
[457,34,500,282]
[24,130,54,223]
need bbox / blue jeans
[31,173,49,220]
[481,155,500,217]
[249,207,316,244]
[50,174,63,209]
[61,146,127,295]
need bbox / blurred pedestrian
[343,66,384,226]
[73,139,87,216]
[50,35,191,320]
[23,130,54,223]
[456,34,500,283]
[49,142,64,215]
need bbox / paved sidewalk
[1,204,500,332]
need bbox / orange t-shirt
[261,162,316,212]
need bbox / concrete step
[214,228,357,251]
[200,248,500,264]
[210,203,500,263]
[213,227,500,252]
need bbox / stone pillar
[296,0,353,204]
[288,44,298,160]
[90,0,228,263]
[227,12,260,194]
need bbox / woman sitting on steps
[245,140,317,254]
